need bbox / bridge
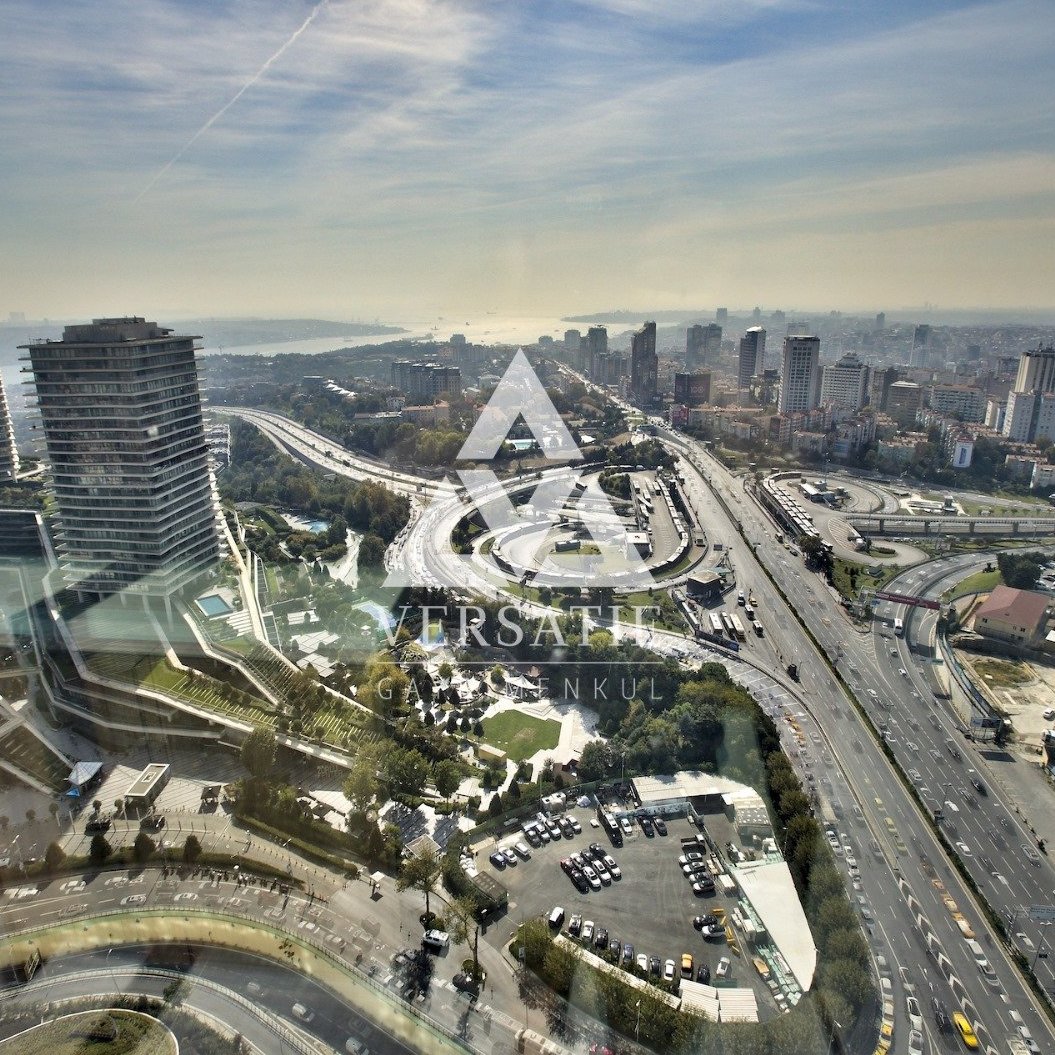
[847,514,1055,539]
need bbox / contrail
[135,0,330,202]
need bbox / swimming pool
[196,593,234,618]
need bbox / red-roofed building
[972,586,1051,647]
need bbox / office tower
[630,321,658,405]
[716,308,728,326]
[871,366,899,411]
[820,353,870,414]
[777,335,821,414]
[391,361,461,401]
[1003,345,1055,442]
[563,329,582,369]
[738,327,766,397]
[875,312,886,330]
[585,326,608,379]
[21,317,221,598]
[886,381,923,428]
[752,306,762,323]
[686,323,721,369]
[927,384,985,423]
[909,324,932,368]
[770,309,785,327]
[0,375,19,482]
[673,372,711,406]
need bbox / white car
[908,1029,924,1055]
[60,879,86,893]
[173,892,199,902]
[120,894,146,906]
[619,817,633,835]
[105,876,130,887]
[906,995,923,1032]
[716,956,731,979]
[581,920,595,944]
[602,855,622,879]
[636,952,648,972]
[663,958,676,982]
[899,668,908,677]
[291,1003,314,1023]
[955,841,972,857]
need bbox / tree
[433,760,461,802]
[343,758,379,813]
[506,779,521,801]
[25,808,35,824]
[997,550,1045,590]
[577,740,612,783]
[241,726,277,781]
[447,894,484,986]
[397,846,441,921]
[89,833,112,865]
[384,747,430,796]
[488,792,504,817]
[183,834,202,865]
[133,831,156,864]
[92,799,102,814]
[44,841,66,872]
[48,802,60,825]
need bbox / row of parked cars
[488,812,584,870]
[551,907,729,987]
[560,843,623,893]
[678,850,716,896]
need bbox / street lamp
[1033,924,1052,971]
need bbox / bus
[720,612,735,635]
[752,620,764,637]
[709,613,724,635]
[597,806,623,847]
[729,614,746,640]
[893,617,905,637]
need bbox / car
[247,981,263,995]
[890,647,898,656]
[899,668,908,677]
[663,959,677,982]
[594,863,612,886]
[173,892,198,902]
[931,997,950,1033]
[547,822,562,840]
[569,817,582,834]
[715,956,731,979]
[1016,1027,1041,1054]
[908,1029,924,1055]
[292,1003,314,1023]
[608,937,621,959]
[640,817,654,837]
[581,920,595,943]
[560,857,573,876]
[502,848,518,866]
[489,851,507,869]
[582,865,602,891]
[60,879,87,893]
[692,880,715,897]
[569,914,582,936]
[1021,843,1042,865]
[649,955,662,977]
[868,689,878,698]
[595,927,609,949]
[678,852,704,866]
[653,818,667,836]
[120,894,146,906]
[951,1012,978,1049]
[636,952,648,972]
[695,962,710,983]
[589,842,606,859]
[681,952,694,976]
[570,851,586,868]
[601,854,621,879]
[514,842,531,860]
[955,841,972,857]
[1045,707,1055,720]
[906,995,923,1032]
[619,817,633,835]
[571,870,589,893]
[524,826,542,847]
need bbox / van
[548,906,565,930]
[291,1003,314,1023]
[422,929,450,951]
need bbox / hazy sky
[2,0,1054,320]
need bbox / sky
[2,0,1054,321]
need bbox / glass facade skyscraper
[21,317,222,598]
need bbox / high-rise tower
[778,335,821,414]
[737,327,766,398]
[21,317,222,598]
[0,375,19,482]
[630,322,658,405]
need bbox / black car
[85,817,111,833]
[609,938,621,960]
[595,927,609,949]
[649,955,662,977]
[560,817,576,838]
[640,817,654,837]
[489,850,506,869]
[931,997,950,1033]
[588,842,606,859]
[569,914,582,936]
[654,818,668,836]
[696,963,711,984]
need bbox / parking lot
[478,805,771,1005]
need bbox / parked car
[649,955,662,977]
[568,914,582,936]
[653,818,668,836]
[681,953,694,977]
[489,851,507,869]
[595,927,609,949]
[696,963,711,984]
[663,959,676,982]
[640,817,654,837]
[502,848,518,866]
[715,956,731,979]
[581,920,595,944]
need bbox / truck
[752,621,764,637]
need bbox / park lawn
[482,710,560,761]
[943,568,1001,601]
[972,657,1032,688]
[0,1010,177,1054]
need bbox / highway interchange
[178,402,1055,1053]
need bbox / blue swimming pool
[196,593,234,618]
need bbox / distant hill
[562,310,712,325]
[171,317,406,348]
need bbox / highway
[657,426,1054,1055]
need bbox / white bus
[893,617,905,637]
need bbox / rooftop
[974,585,1049,628]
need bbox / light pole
[1033,924,1051,971]
[635,999,641,1043]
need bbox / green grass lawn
[972,657,1032,688]
[482,709,560,761]
[0,1010,177,1054]
[942,568,1001,601]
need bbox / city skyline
[2,0,1054,320]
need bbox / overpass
[847,513,1055,538]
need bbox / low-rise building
[973,586,1050,648]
